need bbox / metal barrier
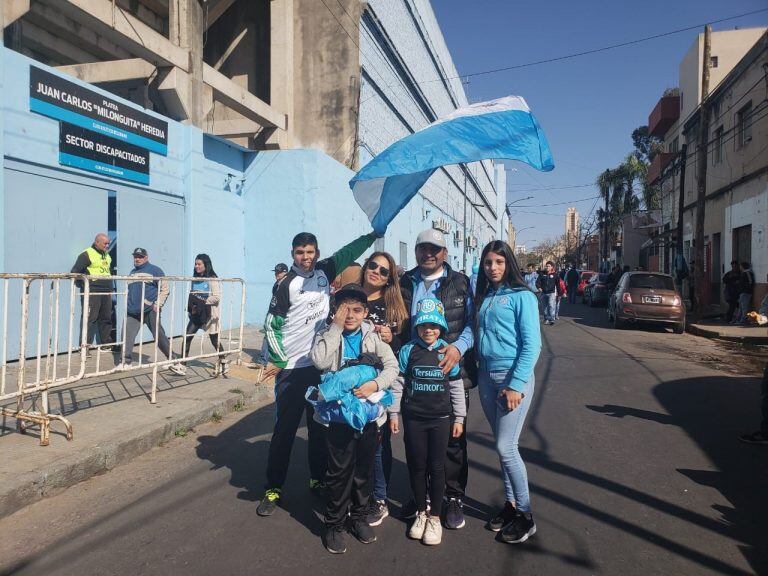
[0,273,246,445]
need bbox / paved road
[2,301,766,576]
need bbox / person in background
[565,264,579,304]
[736,262,755,325]
[474,240,542,544]
[120,248,185,375]
[555,272,566,320]
[722,261,741,323]
[183,254,228,374]
[71,232,114,347]
[536,261,558,326]
[272,263,289,294]
[524,264,539,294]
[469,262,480,294]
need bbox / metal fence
[0,273,246,445]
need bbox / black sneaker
[488,502,517,532]
[444,497,465,530]
[323,525,347,554]
[350,518,377,544]
[499,511,536,544]
[738,431,768,445]
[367,499,389,526]
[257,488,281,517]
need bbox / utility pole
[675,143,688,290]
[693,25,711,316]
[462,168,468,272]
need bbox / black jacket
[400,264,476,388]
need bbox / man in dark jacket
[536,261,558,325]
[399,228,474,530]
[71,233,114,346]
[722,261,741,323]
[565,265,579,304]
[737,262,755,324]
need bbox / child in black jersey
[389,297,466,546]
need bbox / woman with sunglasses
[356,252,408,527]
[184,254,229,374]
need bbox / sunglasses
[366,261,390,277]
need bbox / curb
[687,323,768,345]
[0,382,274,520]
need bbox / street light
[505,196,534,216]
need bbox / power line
[512,195,601,208]
[415,8,768,86]
[508,183,594,193]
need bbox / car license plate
[642,295,661,304]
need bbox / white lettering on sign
[64,134,95,150]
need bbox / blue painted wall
[2,47,501,332]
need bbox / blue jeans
[371,423,391,501]
[478,369,535,512]
[541,292,557,322]
[567,287,577,303]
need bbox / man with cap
[399,228,474,530]
[71,232,114,346]
[120,247,185,375]
[272,263,289,294]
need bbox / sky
[431,0,768,249]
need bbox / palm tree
[621,154,646,213]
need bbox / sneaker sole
[422,538,441,546]
[325,545,346,554]
[353,534,377,544]
[445,519,465,530]
[501,524,537,544]
[257,505,277,517]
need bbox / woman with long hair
[184,253,228,373]
[357,251,408,527]
[473,240,542,544]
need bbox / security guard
[71,233,114,345]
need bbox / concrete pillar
[168,0,204,126]
[269,0,293,148]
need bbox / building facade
[646,27,767,308]
[2,0,502,329]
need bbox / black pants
[725,299,739,323]
[183,320,224,357]
[761,363,768,436]
[265,366,327,489]
[445,388,469,499]
[85,293,113,345]
[404,415,451,517]
[325,422,378,527]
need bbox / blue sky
[431,0,767,247]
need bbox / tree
[620,153,645,213]
[631,125,663,164]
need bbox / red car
[577,271,596,296]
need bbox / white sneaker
[168,363,186,376]
[408,512,428,540]
[422,516,442,545]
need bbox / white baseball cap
[415,228,447,249]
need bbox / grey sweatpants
[122,309,174,364]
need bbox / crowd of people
[254,228,542,553]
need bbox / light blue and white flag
[350,95,554,235]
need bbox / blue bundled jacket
[306,363,393,431]
[475,285,542,393]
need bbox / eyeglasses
[366,261,390,278]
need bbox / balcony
[647,152,677,185]
[648,95,680,138]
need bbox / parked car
[583,273,611,306]
[577,270,596,296]
[607,272,685,333]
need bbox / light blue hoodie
[475,285,542,392]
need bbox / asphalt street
[2,301,766,576]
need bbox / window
[737,102,753,148]
[670,136,679,154]
[399,241,408,269]
[710,56,718,68]
[713,126,724,165]
[629,274,674,290]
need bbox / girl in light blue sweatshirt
[474,240,542,545]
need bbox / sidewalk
[688,320,768,345]
[0,327,274,520]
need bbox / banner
[30,66,168,155]
[59,123,150,185]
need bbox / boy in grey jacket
[311,284,398,554]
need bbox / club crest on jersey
[417,299,443,315]
[317,276,328,287]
